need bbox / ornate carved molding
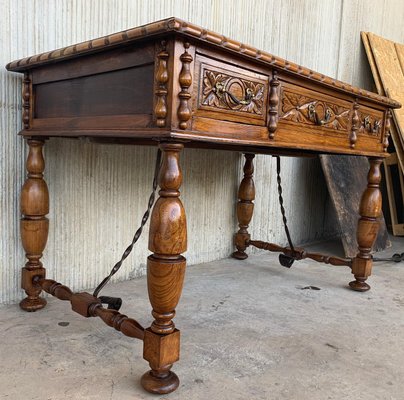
[268,70,280,139]
[177,42,193,130]
[154,41,169,128]
[279,90,350,131]
[201,69,264,115]
[22,72,31,129]
[350,100,360,148]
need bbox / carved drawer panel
[357,105,384,138]
[279,82,352,133]
[274,80,386,154]
[194,54,269,126]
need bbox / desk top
[6,17,401,157]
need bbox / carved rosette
[384,110,392,152]
[350,101,360,148]
[201,70,264,114]
[268,70,280,139]
[154,41,169,127]
[23,72,31,129]
[178,42,193,130]
[280,90,350,131]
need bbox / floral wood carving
[358,112,382,137]
[201,69,264,115]
[280,90,350,131]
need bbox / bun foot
[349,279,371,292]
[232,251,248,260]
[20,296,47,312]
[141,369,179,394]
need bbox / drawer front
[279,82,352,133]
[357,105,384,139]
[274,80,385,154]
[194,55,269,125]
[187,51,386,156]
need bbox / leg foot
[20,296,47,312]
[232,250,248,260]
[141,368,179,394]
[349,279,371,292]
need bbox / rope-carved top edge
[6,17,400,109]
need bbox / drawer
[278,82,352,133]
[275,80,385,154]
[357,105,384,139]
[193,54,269,126]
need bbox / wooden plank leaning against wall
[362,31,404,235]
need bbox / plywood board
[384,153,404,236]
[361,32,404,166]
[320,155,389,258]
[362,32,404,235]
[367,32,404,145]
[361,32,404,171]
[360,31,385,95]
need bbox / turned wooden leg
[349,157,383,292]
[232,153,255,260]
[20,139,49,311]
[141,143,187,394]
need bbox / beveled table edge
[5,17,401,109]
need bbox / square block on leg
[234,232,250,249]
[21,266,45,291]
[71,292,101,317]
[352,257,373,278]
[143,328,180,369]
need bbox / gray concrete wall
[2,0,404,304]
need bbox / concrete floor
[1,240,404,400]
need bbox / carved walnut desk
[6,18,400,395]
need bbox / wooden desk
[7,17,400,395]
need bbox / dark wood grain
[35,65,154,118]
[32,43,155,84]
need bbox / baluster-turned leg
[232,153,255,260]
[141,143,187,394]
[20,139,49,311]
[349,157,383,292]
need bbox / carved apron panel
[201,69,265,115]
[280,89,351,132]
[195,57,269,126]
